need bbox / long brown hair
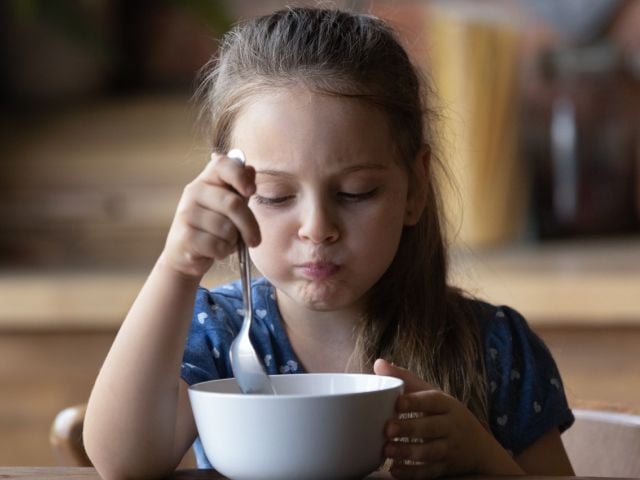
[197,6,487,425]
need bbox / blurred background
[1,0,639,466]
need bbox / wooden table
[0,467,394,479]
[0,467,627,480]
[0,468,220,479]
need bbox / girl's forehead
[234,86,385,126]
[230,87,400,170]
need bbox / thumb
[373,358,433,393]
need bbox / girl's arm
[515,428,574,475]
[84,261,201,480]
[84,154,260,480]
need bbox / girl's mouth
[298,262,340,280]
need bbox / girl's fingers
[395,390,451,416]
[386,413,448,441]
[389,460,446,480]
[200,188,261,247]
[182,179,261,247]
[181,206,239,246]
[163,152,259,277]
[373,359,435,393]
[385,438,448,466]
[186,226,236,261]
[203,153,256,198]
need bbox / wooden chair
[562,400,640,477]
[50,403,196,468]
[50,404,91,466]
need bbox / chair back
[563,403,640,477]
[50,404,91,466]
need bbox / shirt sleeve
[484,305,575,455]
[180,286,238,386]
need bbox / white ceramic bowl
[188,373,403,480]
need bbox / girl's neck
[275,291,361,374]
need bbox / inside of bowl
[272,373,401,396]
[191,373,402,397]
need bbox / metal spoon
[227,149,276,395]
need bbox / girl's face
[231,87,419,314]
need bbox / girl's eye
[338,188,379,202]
[254,195,294,206]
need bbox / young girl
[84,7,575,479]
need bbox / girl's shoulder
[464,297,557,373]
[463,297,575,453]
[463,297,536,346]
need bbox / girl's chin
[292,281,360,311]
[268,276,367,311]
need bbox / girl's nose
[297,199,340,244]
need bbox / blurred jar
[526,42,637,239]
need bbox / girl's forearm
[84,258,201,479]
[476,432,525,476]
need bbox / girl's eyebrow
[255,164,388,177]
[254,169,295,179]
[341,164,389,174]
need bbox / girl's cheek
[256,207,298,229]
[252,215,290,250]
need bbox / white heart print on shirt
[264,354,273,367]
[279,360,299,374]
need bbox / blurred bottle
[526,42,638,239]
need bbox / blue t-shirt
[181,277,574,468]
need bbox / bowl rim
[188,372,404,400]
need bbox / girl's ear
[404,144,430,226]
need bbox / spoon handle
[238,241,252,327]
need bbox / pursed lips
[297,262,340,280]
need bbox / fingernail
[227,148,245,163]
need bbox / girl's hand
[160,152,261,279]
[374,359,521,479]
